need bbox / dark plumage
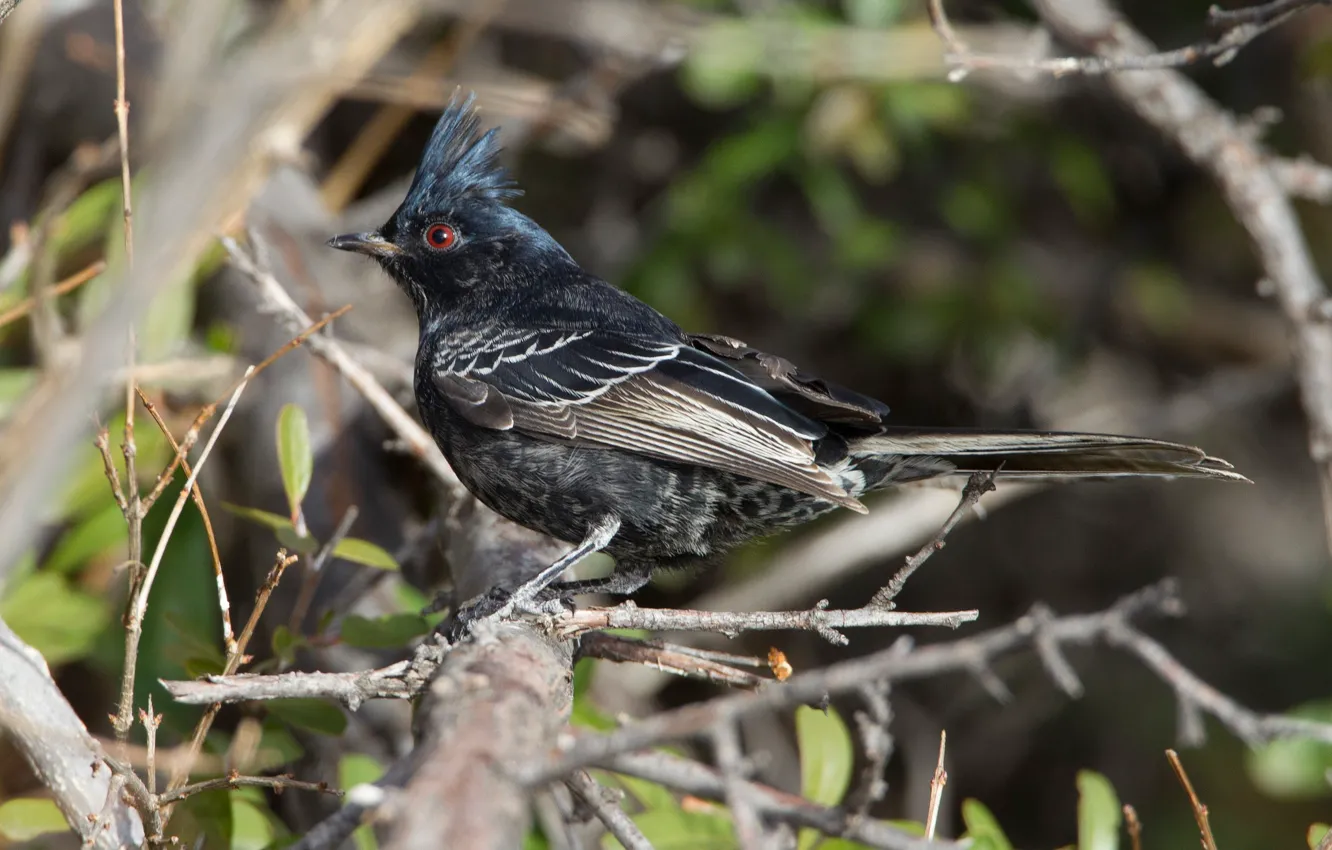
[329,95,1244,609]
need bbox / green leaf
[1076,771,1121,850]
[609,808,736,850]
[796,705,853,806]
[0,798,70,841]
[796,705,853,850]
[230,793,277,850]
[0,572,108,665]
[333,537,399,571]
[271,625,300,663]
[42,501,128,574]
[340,755,385,850]
[266,699,347,736]
[962,799,1013,850]
[275,405,313,520]
[1246,700,1332,799]
[1310,824,1330,849]
[339,614,429,649]
[53,178,122,259]
[223,504,318,553]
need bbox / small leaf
[230,793,276,850]
[1076,771,1121,850]
[339,614,429,649]
[275,405,313,520]
[1247,700,1332,799]
[223,503,293,532]
[1310,823,1330,849]
[0,798,70,841]
[796,705,854,806]
[796,705,854,850]
[271,625,300,662]
[333,537,399,571]
[962,799,1013,850]
[266,699,347,736]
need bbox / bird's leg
[545,561,653,600]
[448,514,622,637]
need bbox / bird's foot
[443,582,576,642]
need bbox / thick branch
[0,619,143,848]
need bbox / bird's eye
[424,223,458,251]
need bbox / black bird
[329,96,1243,611]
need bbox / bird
[328,95,1244,617]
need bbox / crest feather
[405,92,520,207]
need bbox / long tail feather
[852,428,1248,482]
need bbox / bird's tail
[849,427,1248,483]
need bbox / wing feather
[433,329,864,510]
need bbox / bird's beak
[327,231,402,258]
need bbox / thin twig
[714,721,765,849]
[112,0,133,264]
[139,304,350,512]
[135,387,232,656]
[223,233,463,497]
[0,260,105,329]
[580,632,768,689]
[847,680,894,818]
[289,505,359,635]
[1165,750,1218,850]
[924,730,947,840]
[162,550,298,818]
[1124,804,1142,850]
[929,0,1321,79]
[140,696,160,796]
[872,470,996,606]
[157,773,339,805]
[558,603,979,646]
[115,368,254,742]
[564,771,651,850]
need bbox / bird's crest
[404,92,520,210]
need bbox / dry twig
[872,470,996,606]
[1166,749,1219,850]
[927,0,1325,79]
[564,771,652,850]
[924,730,947,840]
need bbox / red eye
[425,223,458,250]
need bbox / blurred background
[1,0,1331,847]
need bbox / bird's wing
[433,329,864,510]
[687,333,891,426]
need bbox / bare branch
[522,581,1332,785]
[0,619,143,848]
[872,470,996,606]
[929,0,1322,79]
[558,602,979,645]
[162,663,416,708]
[714,721,766,849]
[564,771,652,850]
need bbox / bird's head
[328,93,570,314]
